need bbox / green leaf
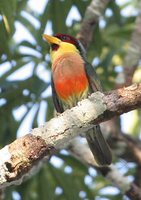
[49,0,72,33]
[0,60,30,83]
[0,0,16,35]
[18,14,38,43]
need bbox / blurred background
[0,0,141,199]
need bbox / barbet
[43,33,112,166]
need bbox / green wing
[84,61,103,93]
[51,76,64,113]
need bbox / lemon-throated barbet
[43,33,112,166]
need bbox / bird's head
[43,33,86,62]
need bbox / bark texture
[0,83,141,189]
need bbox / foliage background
[0,0,141,199]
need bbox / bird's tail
[86,125,112,166]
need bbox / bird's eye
[61,35,69,41]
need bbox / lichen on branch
[0,83,141,189]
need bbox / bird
[43,33,112,166]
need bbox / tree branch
[0,83,141,188]
[111,2,141,190]
[116,3,141,87]
[77,0,110,49]
[69,139,141,200]
[100,120,141,165]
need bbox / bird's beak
[43,34,61,45]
